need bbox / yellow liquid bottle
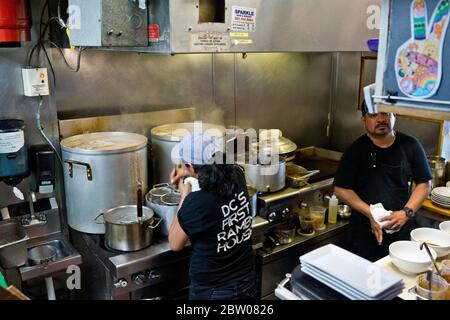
[328,195,338,224]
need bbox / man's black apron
[347,139,416,262]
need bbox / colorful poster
[395,0,449,99]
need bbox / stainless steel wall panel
[150,0,382,53]
[52,50,225,122]
[234,53,333,148]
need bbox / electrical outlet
[22,68,50,97]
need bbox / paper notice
[0,131,25,153]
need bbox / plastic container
[415,273,448,300]
[298,215,315,236]
[328,195,338,224]
[310,206,326,231]
[441,260,450,300]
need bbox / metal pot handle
[94,213,105,224]
[300,169,320,180]
[152,183,170,189]
[145,217,162,230]
[64,160,93,181]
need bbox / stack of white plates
[431,187,450,208]
[299,244,404,300]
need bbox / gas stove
[256,178,335,224]
[71,232,191,300]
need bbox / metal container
[285,163,319,188]
[102,205,159,252]
[338,205,352,219]
[274,224,296,244]
[427,155,446,189]
[145,183,180,237]
[0,220,29,268]
[0,119,28,181]
[28,244,57,266]
[61,132,148,234]
[241,158,286,193]
[150,122,225,184]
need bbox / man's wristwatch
[403,207,415,219]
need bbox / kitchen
[1,0,450,302]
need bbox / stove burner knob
[268,212,277,222]
[132,273,146,286]
[281,208,290,218]
[145,270,161,281]
[114,278,128,288]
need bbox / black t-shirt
[178,168,254,287]
[334,132,432,198]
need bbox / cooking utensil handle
[152,183,170,189]
[420,242,441,276]
[146,217,162,230]
[94,213,105,224]
[64,160,93,181]
[303,170,320,179]
[137,183,143,219]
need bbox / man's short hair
[361,101,369,117]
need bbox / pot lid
[104,205,154,224]
[151,122,226,142]
[250,136,297,155]
[61,132,147,154]
[161,192,181,206]
[149,185,173,198]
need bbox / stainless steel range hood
[146,0,381,54]
[67,0,381,53]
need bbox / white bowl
[389,241,437,275]
[410,228,450,258]
[439,221,450,235]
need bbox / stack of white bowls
[440,221,450,234]
[431,187,450,208]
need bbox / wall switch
[22,68,50,97]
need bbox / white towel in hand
[184,177,201,192]
[370,203,398,234]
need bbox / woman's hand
[170,167,186,185]
[178,179,192,198]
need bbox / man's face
[362,112,396,137]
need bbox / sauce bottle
[328,195,338,224]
